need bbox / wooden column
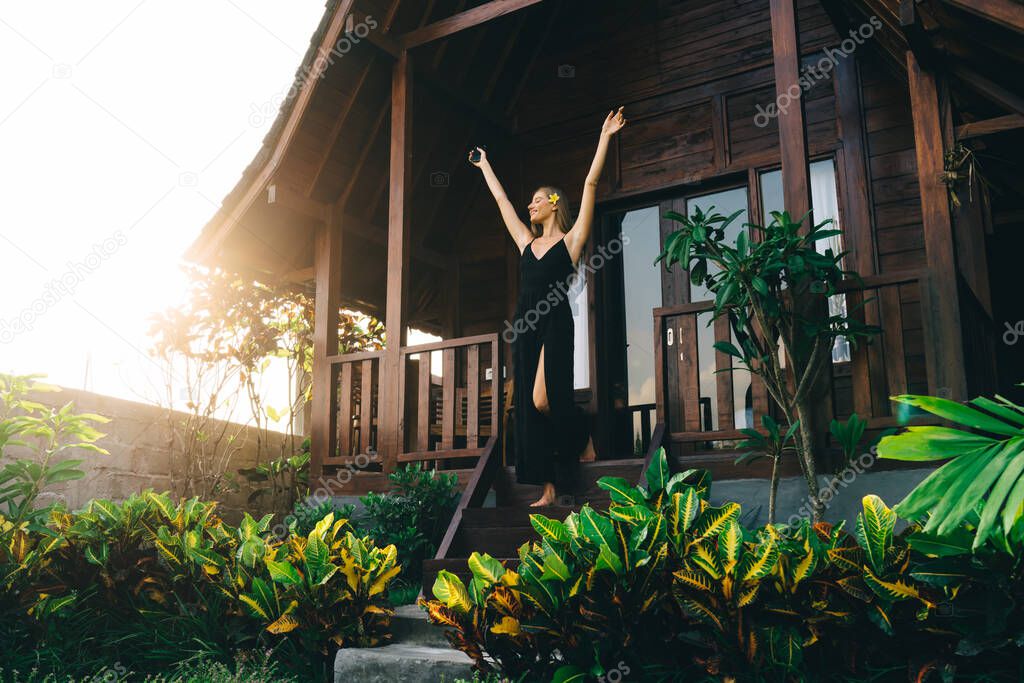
[770,0,831,457]
[310,204,341,480]
[834,55,876,277]
[378,50,414,473]
[906,50,967,400]
[769,0,812,222]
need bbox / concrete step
[390,604,451,648]
[334,643,473,683]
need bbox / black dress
[511,236,590,487]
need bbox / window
[569,272,590,389]
[618,206,663,405]
[759,158,850,363]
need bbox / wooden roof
[186,0,559,328]
[187,0,1024,329]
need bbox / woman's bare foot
[578,436,597,463]
[530,482,557,507]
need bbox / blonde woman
[469,107,627,506]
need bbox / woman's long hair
[530,185,572,237]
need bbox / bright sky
[0,1,332,421]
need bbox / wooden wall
[439,0,940,427]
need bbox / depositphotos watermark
[1,230,128,344]
[784,445,878,527]
[754,15,882,128]
[249,14,379,127]
[1003,320,1023,346]
[501,233,630,344]
[269,447,379,538]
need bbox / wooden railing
[323,350,383,467]
[653,269,934,448]
[397,333,504,467]
[834,269,933,426]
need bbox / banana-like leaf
[905,527,973,557]
[877,426,995,461]
[889,395,1023,437]
[972,438,1024,548]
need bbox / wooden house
[187,0,1024,589]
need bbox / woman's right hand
[468,146,488,168]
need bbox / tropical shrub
[657,209,879,521]
[288,496,355,537]
[424,448,1024,681]
[878,386,1024,551]
[361,463,459,581]
[0,491,401,680]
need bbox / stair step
[459,504,578,527]
[334,643,472,683]
[494,460,644,507]
[390,604,450,648]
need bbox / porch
[184,0,1024,590]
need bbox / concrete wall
[711,466,936,531]
[4,386,299,521]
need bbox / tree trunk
[795,401,824,522]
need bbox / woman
[469,106,628,507]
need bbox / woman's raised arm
[564,107,627,264]
[470,147,534,252]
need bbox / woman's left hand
[602,106,627,136]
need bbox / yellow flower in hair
[547,193,560,207]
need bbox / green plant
[228,511,398,680]
[877,386,1024,551]
[423,448,1023,681]
[239,444,311,522]
[361,463,459,581]
[0,373,109,529]
[657,208,880,522]
[735,414,798,521]
[0,490,402,681]
[288,496,354,537]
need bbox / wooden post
[769,0,812,222]
[906,50,967,401]
[310,204,341,481]
[770,0,830,459]
[834,56,876,277]
[378,50,414,473]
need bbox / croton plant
[422,447,1024,681]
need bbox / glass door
[601,205,663,456]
